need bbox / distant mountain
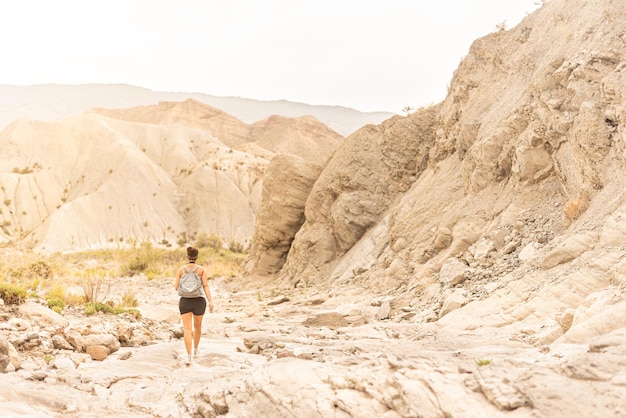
[0,84,394,137]
[89,99,344,163]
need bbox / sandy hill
[0,98,343,253]
[89,99,252,148]
[248,114,344,164]
[90,99,344,163]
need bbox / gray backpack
[177,265,203,297]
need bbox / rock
[267,296,290,306]
[86,345,110,361]
[440,289,468,317]
[518,242,539,262]
[439,258,468,286]
[375,301,391,320]
[541,232,596,269]
[52,334,74,351]
[52,356,76,370]
[82,334,121,354]
[0,335,10,372]
[302,312,349,329]
[18,302,69,331]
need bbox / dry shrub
[201,248,245,279]
[79,268,112,303]
[0,283,27,304]
[120,290,139,307]
[64,292,85,306]
[3,258,57,289]
[563,191,590,224]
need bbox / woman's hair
[187,246,199,260]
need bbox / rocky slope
[240,0,626,414]
[0,99,344,253]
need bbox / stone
[86,345,110,361]
[0,335,10,372]
[439,258,468,287]
[18,302,69,331]
[52,334,74,351]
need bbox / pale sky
[0,0,542,113]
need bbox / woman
[174,246,214,365]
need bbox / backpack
[177,265,203,297]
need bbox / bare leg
[193,314,204,351]
[181,312,193,356]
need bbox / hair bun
[187,246,199,259]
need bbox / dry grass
[0,243,245,307]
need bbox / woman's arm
[174,267,182,291]
[201,269,214,312]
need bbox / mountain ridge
[0,83,394,137]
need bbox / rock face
[279,107,439,287]
[242,154,322,278]
[237,1,626,412]
[245,0,626,338]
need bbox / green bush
[46,296,66,312]
[84,301,141,319]
[84,302,114,315]
[0,283,27,304]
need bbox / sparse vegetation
[46,296,66,313]
[79,268,112,303]
[12,166,34,174]
[83,301,141,318]
[9,260,55,284]
[0,242,244,312]
[120,290,139,307]
[475,358,492,367]
[0,283,27,304]
[228,240,244,253]
[195,232,222,251]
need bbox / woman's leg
[181,312,193,356]
[193,314,203,351]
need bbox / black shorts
[179,297,206,315]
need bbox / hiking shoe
[193,348,199,358]
[184,355,191,366]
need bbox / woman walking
[174,246,214,365]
